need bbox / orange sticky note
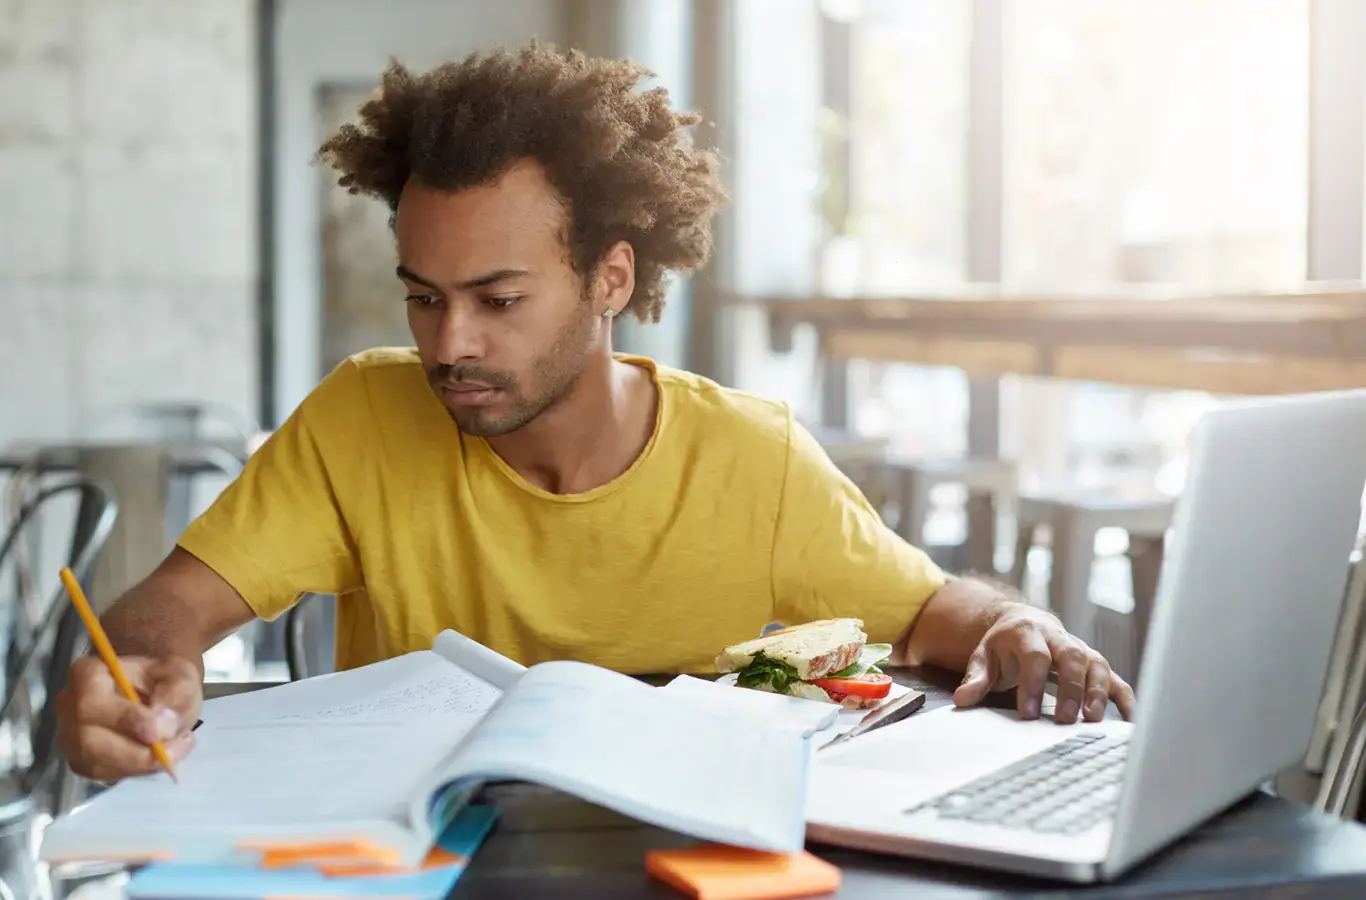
[645,845,841,900]
[253,840,403,869]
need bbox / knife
[817,688,927,751]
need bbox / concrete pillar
[74,446,170,614]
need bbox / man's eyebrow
[396,265,532,292]
[396,265,441,292]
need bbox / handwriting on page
[430,630,526,690]
[202,653,504,728]
[270,669,502,723]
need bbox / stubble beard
[439,304,599,438]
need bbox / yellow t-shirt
[177,349,947,673]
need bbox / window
[1000,0,1310,497]
[825,0,972,294]
[742,0,1314,565]
[731,1,1310,502]
[1004,0,1308,292]
[828,0,974,460]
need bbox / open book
[41,631,810,868]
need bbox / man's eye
[486,296,522,309]
[405,294,439,306]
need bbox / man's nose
[434,303,484,366]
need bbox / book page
[42,720,460,866]
[430,630,525,690]
[202,650,502,727]
[659,675,840,736]
[436,661,809,853]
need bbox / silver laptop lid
[1104,389,1366,877]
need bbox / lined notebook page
[202,650,502,727]
[439,661,810,853]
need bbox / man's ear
[594,240,636,318]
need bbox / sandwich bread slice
[715,618,895,709]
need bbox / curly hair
[315,43,728,323]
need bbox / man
[57,44,1133,783]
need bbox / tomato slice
[811,672,893,700]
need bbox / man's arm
[101,547,259,673]
[897,575,1015,670]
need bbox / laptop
[805,388,1366,882]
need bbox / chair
[284,594,328,682]
[806,425,1018,573]
[1313,549,1366,817]
[201,596,323,702]
[1009,493,1175,680]
[1317,699,1366,820]
[1089,532,1165,683]
[0,472,117,826]
[884,457,1018,574]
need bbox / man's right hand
[56,655,202,782]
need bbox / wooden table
[755,288,1366,395]
[453,666,1366,898]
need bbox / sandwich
[714,618,894,709]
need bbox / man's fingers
[1109,672,1137,720]
[1012,628,1053,721]
[953,649,995,707]
[1049,639,1090,724]
[72,675,150,735]
[146,659,203,734]
[115,699,165,745]
[60,654,202,780]
[69,659,162,744]
[66,656,117,709]
[70,726,194,781]
[1082,654,1112,722]
[70,654,159,697]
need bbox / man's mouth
[438,381,502,407]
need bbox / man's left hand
[951,605,1136,723]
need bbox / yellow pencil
[59,567,178,783]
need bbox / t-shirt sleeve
[770,412,949,644]
[176,360,366,621]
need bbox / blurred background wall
[1,0,257,447]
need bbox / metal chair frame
[1313,544,1366,817]
[0,473,118,809]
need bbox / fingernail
[168,733,195,762]
[1089,698,1107,719]
[1059,700,1078,721]
[155,707,181,740]
[1024,698,1040,719]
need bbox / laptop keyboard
[905,733,1129,835]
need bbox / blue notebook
[124,804,498,899]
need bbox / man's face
[395,161,600,437]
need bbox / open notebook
[41,630,810,868]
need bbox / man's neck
[485,354,657,495]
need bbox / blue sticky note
[125,804,499,899]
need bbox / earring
[601,308,617,320]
